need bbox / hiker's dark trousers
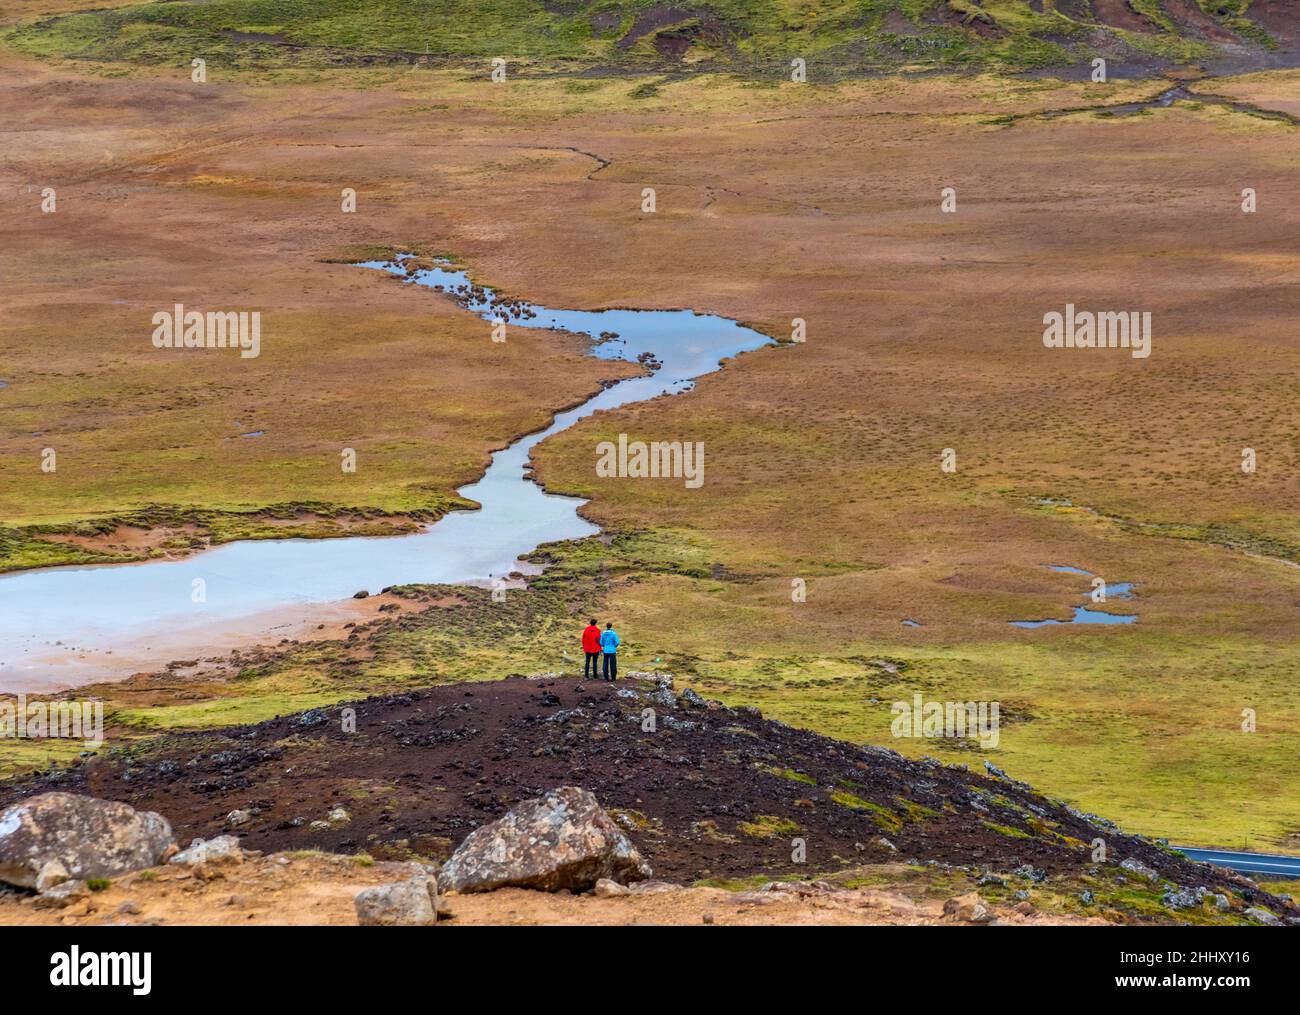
[584,652,601,680]
[603,653,617,681]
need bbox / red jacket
[582,625,602,653]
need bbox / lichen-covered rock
[1119,857,1158,882]
[35,859,70,893]
[354,876,439,926]
[625,671,673,689]
[0,793,174,889]
[440,786,651,894]
[33,879,90,909]
[944,892,995,924]
[1162,886,1198,910]
[169,836,243,866]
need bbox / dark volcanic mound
[0,676,1290,914]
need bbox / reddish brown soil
[1163,0,1239,44]
[1090,0,1160,34]
[927,3,1006,39]
[30,510,428,571]
[0,852,1107,926]
[1249,0,1300,49]
[39,523,201,558]
[615,6,728,52]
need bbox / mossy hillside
[487,534,1300,847]
[4,0,1272,75]
[642,606,1300,848]
[697,860,1286,925]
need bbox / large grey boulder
[440,786,651,894]
[0,792,175,889]
[354,875,439,926]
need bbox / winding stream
[0,258,774,690]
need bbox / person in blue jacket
[599,622,620,682]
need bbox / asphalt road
[1177,846,1300,878]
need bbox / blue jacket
[600,629,620,654]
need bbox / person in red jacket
[581,619,602,681]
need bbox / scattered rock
[0,793,174,889]
[188,861,227,882]
[33,880,89,909]
[1244,906,1281,926]
[35,860,70,893]
[225,809,251,828]
[626,671,673,689]
[1013,864,1047,883]
[593,878,630,898]
[169,836,244,866]
[943,892,994,924]
[354,876,439,926]
[1119,858,1158,883]
[734,889,783,905]
[758,880,834,896]
[440,787,651,894]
